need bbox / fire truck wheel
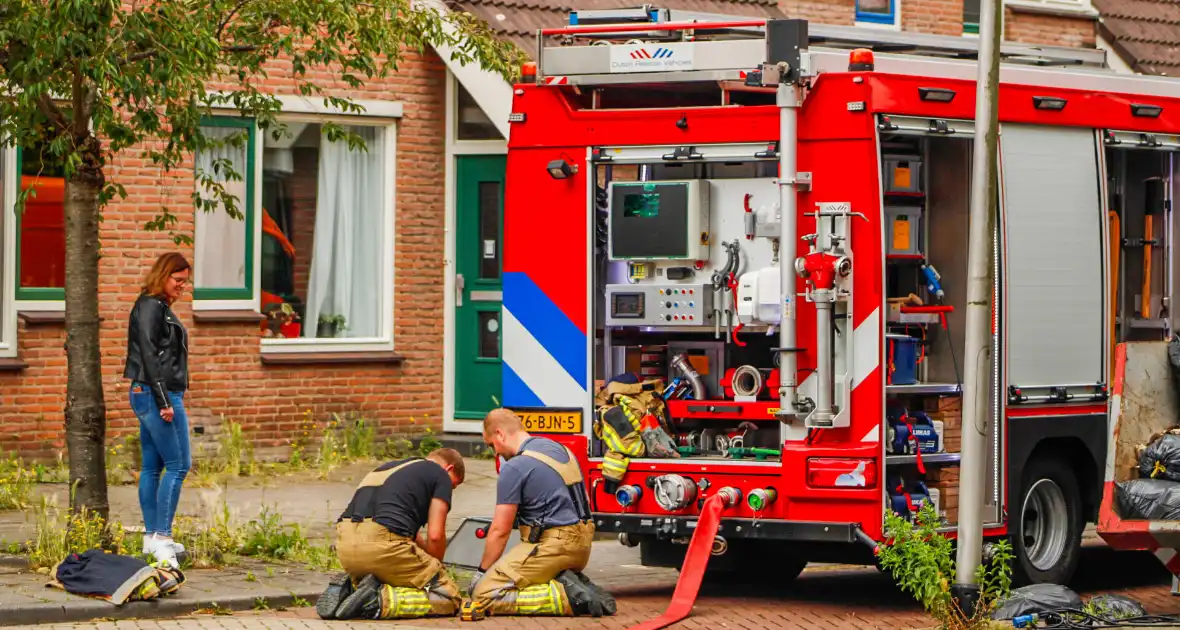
[1011,456,1082,586]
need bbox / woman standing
[123,253,192,567]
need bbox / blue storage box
[886,334,920,385]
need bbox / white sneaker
[150,543,179,569]
[143,535,181,568]
[142,534,185,555]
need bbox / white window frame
[1004,0,1097,17]
[255,113,400,354]
[855,0,901,30]
[192,117,263,312]
[443,69,508,433]
[0,145,18,357]
[199,97,404,354]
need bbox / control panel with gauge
[605,283,714,327]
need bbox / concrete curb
[0,585,322,627]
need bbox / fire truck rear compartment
[593,158,786,463]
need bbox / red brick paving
[251,545,1180,630]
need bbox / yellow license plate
[516,409,583,434]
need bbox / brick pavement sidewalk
[0,557,325,627]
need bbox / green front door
[454,155,506,420]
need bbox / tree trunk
[64,137,109,520]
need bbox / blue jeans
[129,382,191,537]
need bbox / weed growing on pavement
[253,597,270,610]
[219,420,258,478]
[240,505,312,560]
[25,494,127,569]
[0,451,35,510]
[245,571,257,582]
[417,426,444,456]
[876,502,1013,630]
[341,414,376,460]
[316,420,345,479]
[291,595,312,608]
[173,501,244,568]
[195,602,234,616]
[32,453,69,485]
[473,446,497,461]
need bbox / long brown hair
[141,253,191,302]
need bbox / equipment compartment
[593,158,786,463]
[878,126,986,526]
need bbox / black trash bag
[1140,434,1180,482]
[992,584,1083,620]
[1116,478,1180,520]
[1085,594,1147,620]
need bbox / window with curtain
[193,120,254,302]
[259,122,389,344]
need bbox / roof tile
[1092,0,1180,74]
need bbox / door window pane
[194,122,252,299]
[479,181,501,279]
[456,81,503,141]
[261,123,386,340]
[963,0,981,26]
[18,140,66,294]
[479,311,500,358]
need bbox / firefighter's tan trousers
[336,521,461,617]
[470,522,595,616]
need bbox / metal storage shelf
[886,383,961,395]
[886,452,961,465]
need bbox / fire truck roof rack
[534,6,1111,88]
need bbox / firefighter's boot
[376,584,433,619]
[334,574,382,620]
[556,570,604,617]
[316,572,355,620]
[573,571,616,616]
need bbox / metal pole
[778,83,801,418]
[953,0,1002,613]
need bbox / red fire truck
[498,8,1180,587]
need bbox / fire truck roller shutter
[1001,124,1107,586]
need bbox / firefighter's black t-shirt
[338,458,453,538]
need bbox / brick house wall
[1,49,448,460]
[0,2,1102,461]
[1005,9,1096,49]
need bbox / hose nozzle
[615,484,643,508]
[716,486,743,508]
[747,488,778,511]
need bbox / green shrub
[876,502,1013,630]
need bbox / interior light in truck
[1032,96,1067,111]
[918,87,956,103]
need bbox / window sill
[854,19,901,31]
[193,310,266,323]
[0,357,29,372]
[19,311,66,325]
[1005,0,1098,19]
[260,351,406,366]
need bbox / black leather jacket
[123,294,188,408]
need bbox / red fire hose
[627,494,730,630]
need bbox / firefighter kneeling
[462,408,617,620]
[317,449,466,620]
